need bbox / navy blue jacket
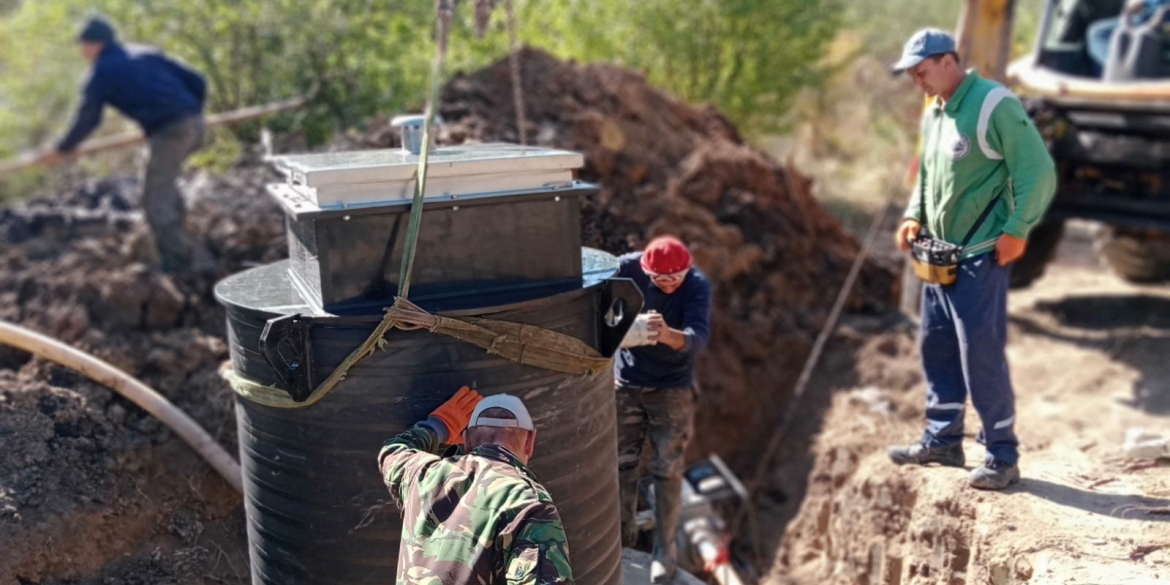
[614,252,713,389]
[57,43,206,152]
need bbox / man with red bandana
[613,235,712,583]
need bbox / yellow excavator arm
[957,0,1018,82]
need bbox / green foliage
[0,1,95,159]
[187,128,243,175]
[83,0,463,144]
[844,0,962,58]
[1013,0,1049,57]
[1,0,841,164]
[519,0,843,134]
[844,0,1046,61]
[0,0,500,158]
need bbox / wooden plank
[0,96,306,178]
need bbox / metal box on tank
[268,144,591,312]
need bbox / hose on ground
[0,319,242,493]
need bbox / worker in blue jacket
[614,235,712,584]
[39,16,210,274]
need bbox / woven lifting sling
[222,297,610,409]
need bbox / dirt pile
[0,165,281,584]
[432,48,897,463]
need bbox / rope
[223,297,609,409]
[729,158,911,565]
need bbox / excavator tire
[1099,228,1170,284]
[1009,220,1065,289]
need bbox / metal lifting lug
[259,314,317,402]
[597,277,645,358]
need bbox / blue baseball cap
[891,28,957,73]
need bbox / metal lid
[269,143,584,209]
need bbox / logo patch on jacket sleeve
[950,134,971,160]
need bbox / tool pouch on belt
[910,162,1004,286]
[911,235,960,285]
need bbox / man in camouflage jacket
[379,388,574,585]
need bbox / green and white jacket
[906,71,1057,259]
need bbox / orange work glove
[429,386,483,444]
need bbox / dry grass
[763,39,922,234]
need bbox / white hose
[0,320,242,493]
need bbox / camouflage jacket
[379,425,575,585]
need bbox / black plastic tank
[216,249,641,585]
[217,143,641,585]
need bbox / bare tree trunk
[505,0,528,145]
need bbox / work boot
[650,558,677,584]
[887,441,965,467]
[650,477,682,584]
[969,458,1020,490]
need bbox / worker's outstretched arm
[378,386,482,503]
[505,505,575,585]
[57,76,109,152]
[378,423,444,504]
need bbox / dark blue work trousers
[919,253,1019,465]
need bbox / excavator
[903,0,1170,312]
[954,0,1170,287]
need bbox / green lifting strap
[397,0,455,300]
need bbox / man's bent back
[379,389,573,585]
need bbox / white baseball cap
[468,394,534,431]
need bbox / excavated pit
[0,49,897,584]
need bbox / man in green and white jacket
[888,29,1057,490]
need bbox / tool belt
[910,235,961,285]
[910,164,1004,286]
